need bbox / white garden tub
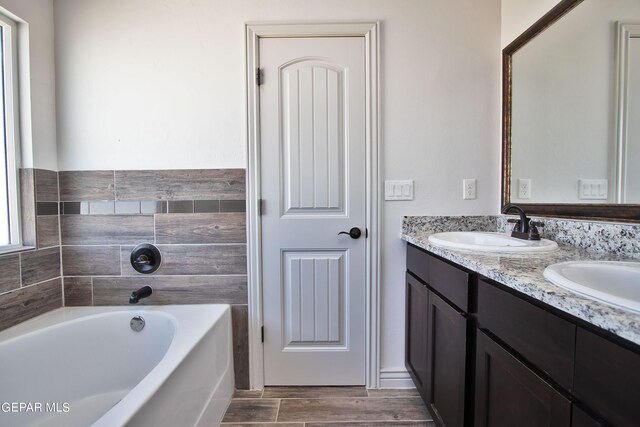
[0,305,234,427]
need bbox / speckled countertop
[401,216,640,347]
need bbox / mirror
[503,0,640,221]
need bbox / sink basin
[544,261,640,313]
[427,232,559,253]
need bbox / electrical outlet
[518,179,532,199]
[463,179,477,200]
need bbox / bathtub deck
[221,387,434,426]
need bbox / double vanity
[402,215,640,427]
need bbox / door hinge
[258,199,264,216]
[261,326,264,343]
[256,68,263,86]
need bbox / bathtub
[0,305,234,427]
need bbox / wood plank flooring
[221,387,434,426]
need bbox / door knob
[338,227,362,239]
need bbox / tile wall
[58,169,250,388]
[0,168,250,390]
[0,169,63,331]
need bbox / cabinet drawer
[574,328,640,427]
[475,331,571,427]
[406,244,470,312]
[407,244,430,283]
[477,279,575,390]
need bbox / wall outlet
[578,179,608,200]
[385,180,414,201]
[518,179,532,199]
[463,179,477,200]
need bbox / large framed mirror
[502,0,640,222]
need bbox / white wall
[54,0,501,381]
[501,0,562,48]
[0,0,57,170]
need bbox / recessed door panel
[282,251,345,348]
[281,61,345,216]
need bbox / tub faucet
[129,286,153,304]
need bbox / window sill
[0,245,36,256]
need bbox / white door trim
[245,21,380,389]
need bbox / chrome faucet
[502,204,543,241]
[129,286,153,304]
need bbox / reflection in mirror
[508,0,640,205]
[618,23,640,203]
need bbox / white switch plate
[518,179,532,199]
[385,180,414,201]
[463,179,477,200]
[578,179,608,200]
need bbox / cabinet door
[427,290,467,427]
[571,406,605,427]
[474,331,571,427]
[405,272,429,401]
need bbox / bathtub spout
[129,286,153,304]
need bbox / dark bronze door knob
[338,227,362,239]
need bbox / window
[0,11,21,248]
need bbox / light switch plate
[463,179,477,200]
[578,179,608,200]
[385,180,414,201]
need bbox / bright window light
[0,10,21,249]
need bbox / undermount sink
[544,261,640,313]
[427,231,559,253]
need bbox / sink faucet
[502,204,530,233]
[502,204,543,241]
[129,285,153,304]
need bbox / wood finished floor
[221,387,434,426]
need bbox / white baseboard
[378,368,415,389]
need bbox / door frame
[245,21,380,389]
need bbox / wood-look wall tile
[34,169,59,202]
[232,304,250,390]
[277,397,430,423]
[0,278,62,332]
[64,277,92,306]
[20,169,37,247]
[61,215,154,245]
[155,213,246,244]
[92,275,247,305]
[115,169,245,201]
[121,244,247,275]
[37,215,60,248]
[59,170,115,201]
[0,253,21,294]
[221,399,279,423]
[20,247,61,286]
[62,246,121,276]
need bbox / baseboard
[378,368,415,389]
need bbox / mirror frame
[502,0,640,222]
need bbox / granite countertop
[401,216,640,347]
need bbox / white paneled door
[260,37,366,385]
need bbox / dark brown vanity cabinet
[406,244,471,427]
[405,243,640,427]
